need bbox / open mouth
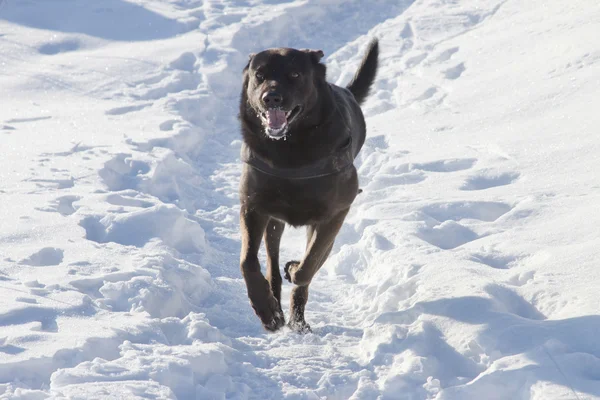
[259,105,302,139]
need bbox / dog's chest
[249,172,358,226]
[258,185,333,226]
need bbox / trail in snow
[1,0,600,399]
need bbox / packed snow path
[1,0,599,399]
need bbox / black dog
[238,39,379,333]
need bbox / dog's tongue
[266,109,286,129]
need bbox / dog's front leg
[240,207,285,332]
[264,218,285,306]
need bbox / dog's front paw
[284,261,311,286]
[246,274,285,332]
[251,293,285,332]
[284,260,300,283]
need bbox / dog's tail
[346,39,379,105]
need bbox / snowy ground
[1,0,599,399]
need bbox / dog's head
[241,47,326,140]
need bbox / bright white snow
[1,0,599,399]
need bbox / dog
[238,39,379,333]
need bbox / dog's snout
[262,91,283,107]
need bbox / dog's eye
[255,72,265,81]
[289,72,300,79]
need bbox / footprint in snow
[38,39,80,55]
[412,158,476,173]
[415,87,438,101]
[159,119,179,131]
[431,47,459,64]
[420,201,513,223]
[507,270,535,287]
[461,171,520,191]
[0,273,12,281]
[41,142,110,158]
[105,103,152,116]
[105,193,155,208]
[98,154,150,191]
[0,343,26,355]
[169,52,196,72]
[137,70,201,101]
[469,251,520,269]
[443,63,466,80]
[79,205,205,254]
[417,220,480,250]
[36,195,81,216]
[405,53,428,68]
[20,248,64,266]
[371,233,395,251]
[24,280,45,288]
[16,297,38,304]
[369,170,426,190]
[415,201,514,250]
[485,284,546,320]
[28,177,75,190]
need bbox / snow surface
[1,0,599,398]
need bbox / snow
[1,0,599,398]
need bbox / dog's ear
[302,49,324,64]
[243,53,256,72]
[241,53,255,98]
[242,53,255,89]
[302,49,326,80]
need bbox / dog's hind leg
[264,218,285,307]
[240,207,285,332]
[286,225,318,333]
[285,208,349,332]
[288,243,334,333]
[285,208,348,287]
[289,285,311,333]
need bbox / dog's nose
[262,91,283,107]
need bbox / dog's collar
[241,137,354,179]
